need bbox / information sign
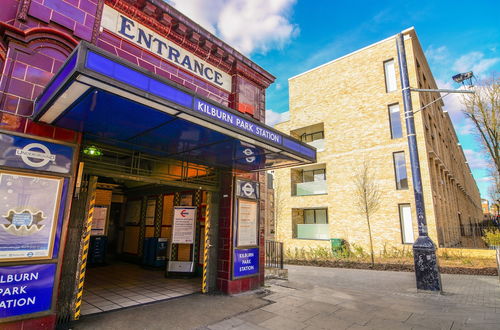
[172,206,197,244]
[0,171,63,261]
[236,200,258,247]
[233,248,259,278]
[0,263,56,318]
[91,206,107,236]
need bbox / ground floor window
[292,208,329,240]
[399,204,415,244]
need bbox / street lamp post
[395,34,475,292]
[396,33,442,292]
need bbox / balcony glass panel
[297,224,329,240]
[296,180,327,196]
[307,139,325,151]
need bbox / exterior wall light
[83,145,103,156]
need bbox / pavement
[73,265,500,330]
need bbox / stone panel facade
[274,28,483,254]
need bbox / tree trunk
[366,214,375,267]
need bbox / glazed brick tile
[121,41,143,57]
[7,78,34,99]
[64,0,80,7]
[74,23,92,41]
[99,31,122,47]
[54,127,77,142]
[16,52,53,72]
[17,98,34,116]
[0,112,26,132]
[11,62,27,80]
[141,51,162,67]
[26,66,53,86]
[154,67,171,80]
[45,0,85,24]
[32,85,45,99]
[25,120,55,138]
[28,1,51,23]
[1,94,19,112]
[137,58,155,72]
[53,60,64,73]
[169,75,184,86]
[51,11,76,31]
[96,40,118,55]
[116,49,138,65]
[84,14,96,29]
[80,0,98,13]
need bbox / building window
[304,208,328,224]
[293,208,329,240]
[303,169,326,182]
[399,204,415,243]
[384,59,397,92]
[388,103,403,139]
[393,152,408,189]
[301,131,324,143]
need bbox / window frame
[303,208,328,224]
[301,131,324,143]
[388,103,403,139]
[384,59,397,92]
[398,204,415,244]
[392,151,409,190]
[302,168,326,182]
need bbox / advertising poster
[0,171,62,261]
[0,263,56,318]
[237,200,258,247]
[91,206,107,236]
[172,207,196,244]
[233,248,259,278]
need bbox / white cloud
[477,176,494,183]
[165,0,298,55]
[425,45,449,63]
[463,149,490,171]
[265,109,289,127]
[452,51,500,77]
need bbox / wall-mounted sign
[194,99,282,145]
[0,171,63,261]
[233,248,259,278]
[0,263,56,318]
[91,206,107,236]
[172,206,197,244]
[0,133,73,174]
[236,200,258,247]
[101,6,232,92]
[235,180,259,200]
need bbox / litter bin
[142,237,168,267]
[330,238,345,257]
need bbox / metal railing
[265,240,284,269]
[438,220,500,249]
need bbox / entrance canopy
[33,42,316,171]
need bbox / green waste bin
[330,238,345,256]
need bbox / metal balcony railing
[296,180,327,196]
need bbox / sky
[165,0,500,200]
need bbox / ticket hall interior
[74,142,215,315]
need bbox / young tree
[353,161,382,267]
[461,75,500,176]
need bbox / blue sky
[166,0,499,200]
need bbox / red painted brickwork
[1,314,56,330]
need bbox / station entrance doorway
[66,143,219,317]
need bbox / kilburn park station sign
[101,6,232,92]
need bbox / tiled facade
[274,28,483,253]
[1,0,274,327]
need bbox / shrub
[482,228,500,247]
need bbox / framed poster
[124,200,142,225]
[145,199,156,226]
[172,206,197,244]
[236,199,258,247]
[91,206,107,236]
[0,170,63,261]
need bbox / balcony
[296,180,327,196]
[307,138,325,152]
[296,224,329,240]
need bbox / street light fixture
[396,34,476,292]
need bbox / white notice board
[172,206,197,244]
[237,199,258,247]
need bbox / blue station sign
[233,248,259,278]
[0,133,74,174]
[0,263,56,318]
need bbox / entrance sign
[233,248,259,278]
[0,133,74,174]
[0,263,56,318]
[101,6,232,92]
[0,171,63,261]
[172,206,197,244]
[235,180,259,200]
[236,200,258,247]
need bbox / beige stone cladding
[274,28,483,255]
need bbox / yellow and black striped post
[74,176,97,320]
[202,192,211,293]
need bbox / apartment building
[273,28,483,253]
